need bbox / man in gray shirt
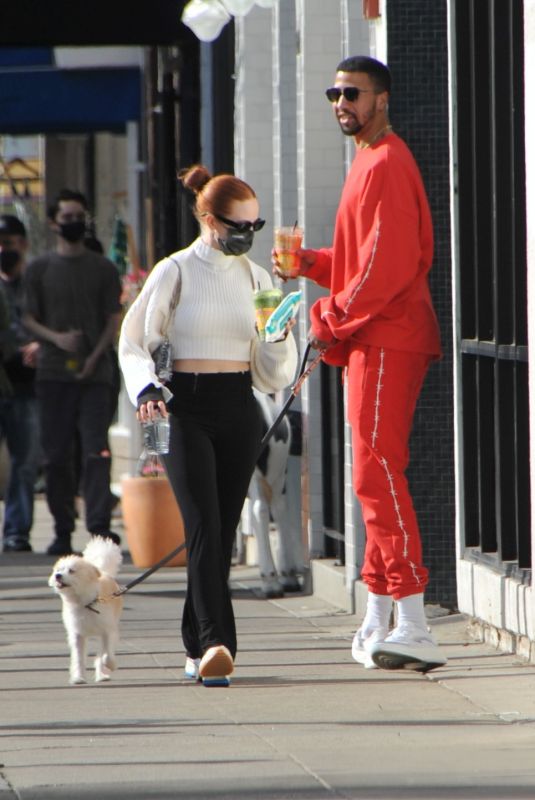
[24,189,122,555]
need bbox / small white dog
[48,537,123,685]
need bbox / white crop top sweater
[118,237,298,406]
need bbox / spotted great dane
[246,390,303,598]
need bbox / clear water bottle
[141,415,170,456]
[136,449,166,477]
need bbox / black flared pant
[162,371,262,660]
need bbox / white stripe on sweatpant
[371,350,421,587]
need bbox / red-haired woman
[119,165,297,686]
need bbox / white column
[273,0,298,228]
[338,0,372,602]
[294,0,343,556]
[233,6,274,268]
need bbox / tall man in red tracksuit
[275,56,446,672]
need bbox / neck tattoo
[359,124,393,149]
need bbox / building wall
[234,0,459,609]
[524,0,535,592]
[233,4,274,266]
[235,2,371,566]
[448,0,534,655]
[525,0,535,589]
[386,0,457,606]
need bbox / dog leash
[258,342,326,457]
[113,342,324,598]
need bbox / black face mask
[58,221,86,243]
[0,250,20,275]
[218,228,254,256]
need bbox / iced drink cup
[274,226,303,278]
[254,288,283,340]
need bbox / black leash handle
[115,342,324,597]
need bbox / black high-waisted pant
[162,371,262,660]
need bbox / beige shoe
[199,645,234,686]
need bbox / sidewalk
[1,499,535,799]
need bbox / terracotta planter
[120,476,186,567]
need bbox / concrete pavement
[1,499,535,799]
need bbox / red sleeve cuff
[310,298,336,343]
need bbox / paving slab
[1,500,535,799]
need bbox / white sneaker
[184,657,201,681]
[351,627,388,669]
[369,621,447,673]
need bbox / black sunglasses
[325,86,371,103]
[215,214,266,233]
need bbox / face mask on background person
[0,249,20,275]
[218,228,255,256]
[58,221,87,243]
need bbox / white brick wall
[273,0,298,229]
[234,7,274,269]
[234,0,372,565]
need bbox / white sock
[396,593,428,630]
[361,592,393,636]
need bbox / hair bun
[178,164,212,194]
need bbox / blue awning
[0,65,141,134]
[0,48,54,68]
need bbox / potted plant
[121,455,186,568]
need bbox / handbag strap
[243,255,259,291]
[161,256,182,337]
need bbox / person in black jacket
[0,214,40,552]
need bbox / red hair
[178,164,256,220]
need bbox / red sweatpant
[347,344,431,600]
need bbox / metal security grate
[321,364,345,563]
[455,0,530,571]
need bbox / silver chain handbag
[152,257,182,384]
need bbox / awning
[0,50,141,134]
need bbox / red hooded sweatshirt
[307,132,441,366]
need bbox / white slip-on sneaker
[199,645,234,687]
[351,628,389,669]
[369,621,447,673]
[184,657,201,681]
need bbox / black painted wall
[387,0,457,606]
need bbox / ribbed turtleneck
[118,238,298,405]
[192,237,233,269]
[168,238,269,361]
